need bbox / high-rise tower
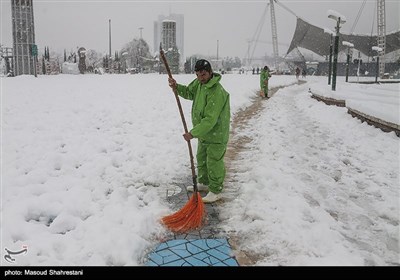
[11,0,36,76]
[162,20,176,50]
[154,13,184,62]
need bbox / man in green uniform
[260,65,271,98]
[168,59,230,203]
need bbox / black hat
[195,59,212,72]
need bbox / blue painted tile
[145,260,158,266]
[168,243,188,250]
[172,248,192,258]
[155,242,168,251]
[191,239,208,249]
[163,259,185,266]
[191,252,209,261]
[215,244,231,255]
[208,255,221,265]
[205,239,225,248]
[202,257,212,265]
[223,258,239,266]
[185,256,209,266]
[147,252,164,265]
[213,261,228,266]
[207,248,229,261]
[163,253,183,265]
[157,249,175,257]
[186,242,203,254]
[146,238,239,267]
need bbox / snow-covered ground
[1,73,399,266]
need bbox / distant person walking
[302,68,307,78]
[260,65,271,98]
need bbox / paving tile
[146,238,239,267]
[185,256,209,266]
[208,248,230,261]
[146,180,239,266]
[163,259,186,266]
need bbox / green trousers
[196,141,227,194]
[262,85,268,97]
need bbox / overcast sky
[1,0,399,59]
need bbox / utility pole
[356,51,361,83]
[138,27,143,73]
[331,20,340,91]
[139,27,143,40]
[328,11,346,91]
[328,34,333,85]
[109,19,112,59]
[372,46,382,83]
[324,28,334,85]
[377,0,386,77]
[216,39,219,65]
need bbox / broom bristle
[162,192,205,233]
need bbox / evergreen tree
[165,45,180,74]
[42,57,46,75]
[64,49,67,62]
[46,46,50,61]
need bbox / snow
[372,46,383,52]
[1,74,399,266]
[342,41,354,48]
[323,28,335,35]
[61,62,80,75]
[309,80,399,125]
[327,10,347,24]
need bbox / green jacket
[176,73,230,144]
[260,68,270,88]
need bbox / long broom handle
[159,44,198,193]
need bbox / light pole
[324,28,334,85]
[138,27,144,72]
[216,39,220,71]
[109,19,112,59]
[372,46,383,83]
[342,41,354,82]
[328,10,346,91]
[139,27,143,40]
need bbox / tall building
[154,13,184,62]
[162,20,176,51]
[11,0,36,76]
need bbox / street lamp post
[342,41,354,82]
[328,10,346,91]
[138,27,144,73]
[324,29,334,85]
[372,46,382,83]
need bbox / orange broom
[159,44,205,233]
